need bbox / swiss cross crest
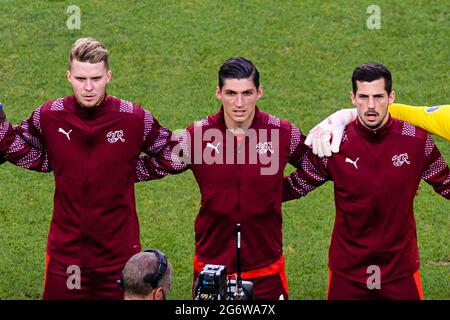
[392,153,410,167]
[107,130,125,143]
[256,142,274,155]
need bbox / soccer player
[0,37,179,299]
[305,103,449,157]
[137,57,312,299]
[283,62,450,299]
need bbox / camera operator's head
[121,249,172,300]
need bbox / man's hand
[305,108,357,157]
[0,103,6,126]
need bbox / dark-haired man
[283,62,450,299]
[138,57,313,299]
[305,103,449,158]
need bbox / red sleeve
[283,147,330,202]
[135,109,189,182]
[287,123,309,167]
[0,121,15,164]
[421,135,450,199]
[6,106,51,172]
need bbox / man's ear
[349,91,357,106]
[388,91,396,105]
[154,287,165,300]
[106,70,112,84]
[215,85,222,101]
[257,85,263,99]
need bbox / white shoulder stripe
[50,98,64,111]
[401,122,416,137]
[119,99,133,113]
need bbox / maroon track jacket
[2,95,177,267]
[138,107,310,273]
[284,115,450,284]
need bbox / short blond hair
[69,37,109,70]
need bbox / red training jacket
[3,95,176,267]
[137,107,310,273]
[284,115,450,284]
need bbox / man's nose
[367,96,375,109]
[235,94,244,107]
[84,79,93,91]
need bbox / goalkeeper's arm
[306,103,449,157]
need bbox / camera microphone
[235,223,243,299]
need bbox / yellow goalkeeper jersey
[389,103,449,141]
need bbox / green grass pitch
[0,0,448,299]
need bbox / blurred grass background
[0,0,448,299]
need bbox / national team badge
[392,153,410,167]
[256,142,274,155]
[107,130,125,143]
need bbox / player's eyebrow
[224,89,254,94]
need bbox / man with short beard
[283,62,450,300]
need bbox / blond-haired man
[1,37,178,299]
